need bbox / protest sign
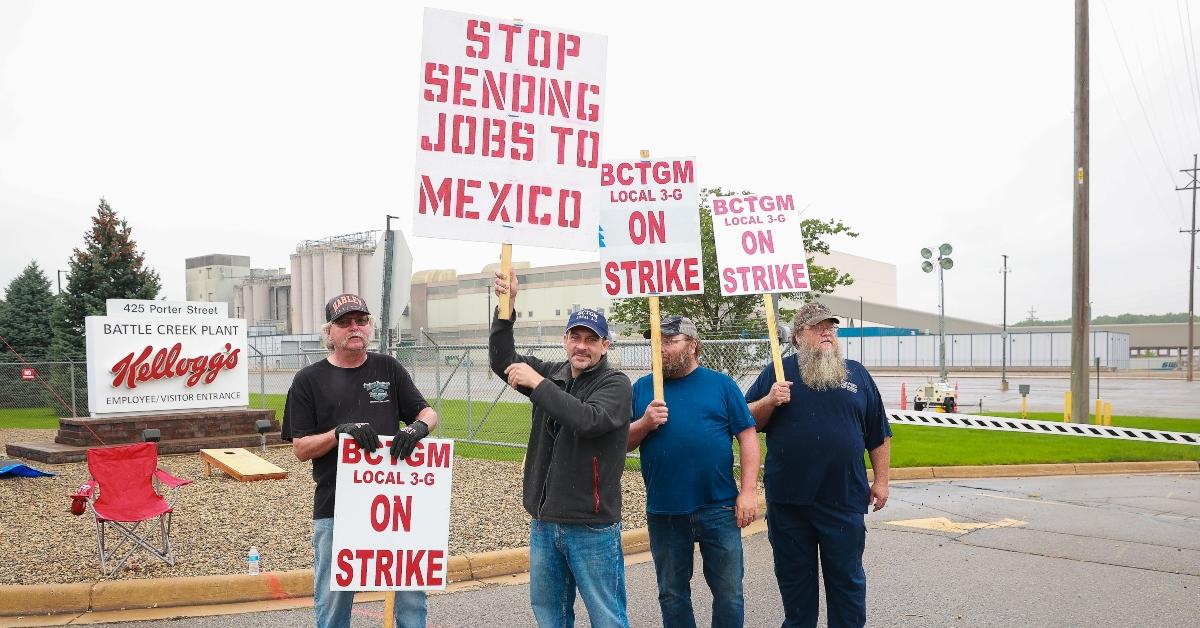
[709,193,811,296]
[331,436,455,592]
[598,157,702,297]
[414,8,607,253]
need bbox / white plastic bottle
[248,546,260,575]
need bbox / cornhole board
[199,448,287,482]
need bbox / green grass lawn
[4,397,1196,467]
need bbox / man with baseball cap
[488,271,633,627]
[628,315,760,627]
[282,293,439,628]
[744,302,891,628]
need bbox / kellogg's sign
[85,300,249,415]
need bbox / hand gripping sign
[598,157,703,298]
[331,436,455,591]
[709,193,810,380]
[414,8,608,253]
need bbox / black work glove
[390,420,430,461]
[335,422,381,452]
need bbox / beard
[662,346,695,378]
[796,340,848,391]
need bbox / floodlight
[940,258,954,270]
[939,243,953,256]
[921,261,934,273]
[920,248,933,259]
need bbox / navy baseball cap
[565,308,609,340]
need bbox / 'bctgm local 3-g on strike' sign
[414,8,607,252]
[332,436,454,592]
[599,158,703,297]
[709,193,811,296]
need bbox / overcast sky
[2,0,1198,325]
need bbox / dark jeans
[765,501,866,628]
[647,505,745,628]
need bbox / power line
[1176,0,1200,146]
[1103,2,1185,197]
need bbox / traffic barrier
[887,409,1200,446]
[900,382,907,410]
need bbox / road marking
[974,492,1076,506]
[884,517,1026,534]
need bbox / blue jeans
[529,519,628,627]
[313,518,427,628]
[765,502,866,628]
[647,505,745,628]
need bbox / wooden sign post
[499,243,514,320]
[762,294,785,381]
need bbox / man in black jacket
[489,270,633,628]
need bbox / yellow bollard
[1095,399,1103,426]
[1021,395,1028,419]
[1104,401,1113,426]
[1064,391,1072,422]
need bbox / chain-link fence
[0,359,87,417]
[242,339,785,470]
[2,341,778,472]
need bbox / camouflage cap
[793,302,841,328]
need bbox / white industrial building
[287,230,412,336]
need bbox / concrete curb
[2,462,1196,622]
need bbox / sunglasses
[332,315,371,328]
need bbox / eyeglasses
[332,315,371,328]
[804,322,839,335]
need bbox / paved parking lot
[91,473,1199,628]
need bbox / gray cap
[793,302,840,327]
[643,315,699,340]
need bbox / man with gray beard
[745,302,891,628]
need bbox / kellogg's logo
[110,343,240,390]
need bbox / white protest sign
[709,194,811,296]
[106,299,228,318]
[598,158,703,297]
[85,315,248,414]
[414,8,608,251]
[331,436,455,591]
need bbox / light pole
[921,243,954,381]
[1000,255,1010,391]
[57,270,68,294]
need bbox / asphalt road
[91,473,1199,627]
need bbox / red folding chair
[69,442,192,577]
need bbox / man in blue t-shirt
[745,302,892,628]
[629,315,761,628]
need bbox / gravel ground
[0,429,649,586]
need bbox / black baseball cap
[325,293,370,322]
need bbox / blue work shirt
[631,366,756,515]
[745,356,891,513]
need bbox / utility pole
[1070,0,1090,424]
[1176,154,1198,382]
[1000,255,1010,391]
[381,215,399,352]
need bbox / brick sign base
[5,409,280,464]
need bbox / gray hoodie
[489,311,632,524]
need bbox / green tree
[50,198,162,359]
[47,199,161,414]
[0,261,56,359]
[608,187,857,377]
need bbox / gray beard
[797,341,848,391]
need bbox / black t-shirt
[281,353,429,519]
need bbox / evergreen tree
[0,261,56,360]
[50,198,161,359]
